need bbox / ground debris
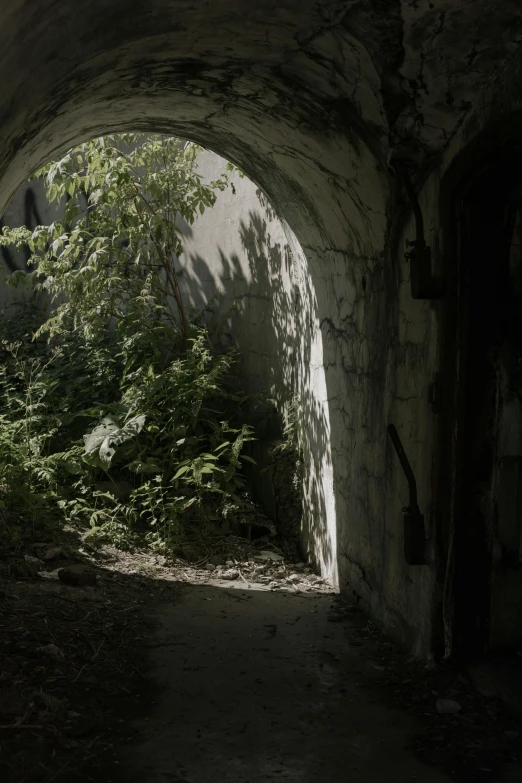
[112,532,336,595]
[0,530,177,783]
[220,568,240,580]
[0,527,330,781]
[58,564,97,586]
[436,698,462,715]
[37,642,64,660]
[24,554,43,568]
[41,545,64,561]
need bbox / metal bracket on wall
[387,423,427,565]
[393,160,444,300]
[428,372,441,414]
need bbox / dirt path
[103,583,452,783]
[3,540,521,782]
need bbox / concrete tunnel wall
[2,0,522,656]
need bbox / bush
[0,135,263,549]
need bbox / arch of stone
[2,0,522,660]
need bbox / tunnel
[2,0,522,668]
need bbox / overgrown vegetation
[0,135,268,550]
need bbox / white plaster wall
[178,150,338,585]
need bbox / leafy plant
[0,135,265,549]
[1,135,229,344]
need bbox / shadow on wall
[178,199,334,580]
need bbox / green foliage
[270,395,301,455]
[1,135,229,343]
[0,135,262,549]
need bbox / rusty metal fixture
[387,423,427,565]
[393,160,444,300]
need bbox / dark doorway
[449,151,522,662]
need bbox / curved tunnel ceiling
[0,0,521,240]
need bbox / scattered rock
[209,554,226,566]
[225,559,235,567]
[436,698,462,715]
[58,565,97,586]
[287,574,301,583]
[38,568,62,581]
[156,555,167,567]
[38,691,67,711]
[24,554,43,568]
[253,550,284,563]
[221,569,239,580]
[37,643,64,660]
[180,546,200,563]
[42,545,63,561]
[205,563,216,571]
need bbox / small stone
[209,554,226,566]
[287,574,300,583]
[156,555,167,567]
[253,550,284,563]
[24,554,43,568]
[205,563,216,571]
[42,546,63,561]
[39,691,66,710]
[328,614,344,622]
[58,565,97,586]
[180,546,200,563]
[435,698,461,715]
[38,568,61,580]
[225,559,234,567]
[221,569,239,580]
[37,643,64,659]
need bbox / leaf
[83,414,146,467]
[83,417,119,455]
[172,464,189,480]
[214,441,230,452]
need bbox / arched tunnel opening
[0,131,339,581]
[2,3,522,781]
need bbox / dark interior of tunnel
[444,147,522,668]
